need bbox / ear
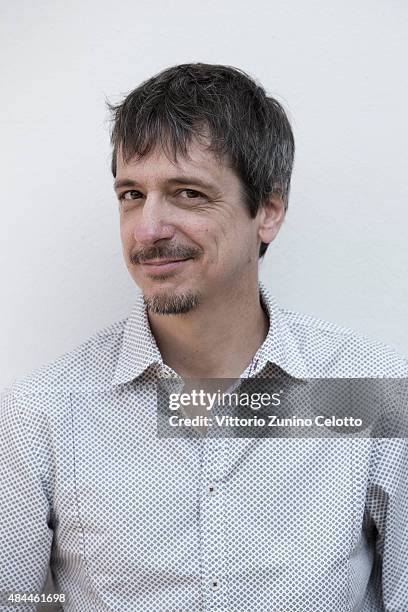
[257,190,286,246]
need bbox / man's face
[114,136,263,315]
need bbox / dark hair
[107,63,295,258]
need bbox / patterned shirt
[1,281,407,611]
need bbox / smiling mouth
[139,258,192,275]
[142,258,189,265]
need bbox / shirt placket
[199,432,229,610]
[197,362,264,609]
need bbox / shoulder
[280,306,408,377]
[4,317,127,404]
[0,318,130,458]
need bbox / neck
[147,278,269,379]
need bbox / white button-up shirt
[1,282,407,611]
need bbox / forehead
[115,135,236,188]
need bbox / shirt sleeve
[365,435,408,610]
[0,389,53,610]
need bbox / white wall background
[1,0,407,389]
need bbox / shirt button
[207,484,216,495]
[211,577,221,591]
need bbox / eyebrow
[113,176,217,192]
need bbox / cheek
[181,219,213,248]
[119,226,134,262]
[193,219,241,263]
[119,218,133,243]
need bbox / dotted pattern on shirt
[1,281,408,611]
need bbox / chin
[142,286,202,316]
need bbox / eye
[119,190,143,201]
[178,189,206,199]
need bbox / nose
[132,194,175,246]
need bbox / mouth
[139,258,192,275]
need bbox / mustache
[129,244,202,265]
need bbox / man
[1,63,407,611]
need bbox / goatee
[143,291,201,315]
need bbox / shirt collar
[251,280,308,380]
[112,291,163,387]
[112,281,308,387]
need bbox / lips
[142,258,188,265]
[140,258,192,275]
